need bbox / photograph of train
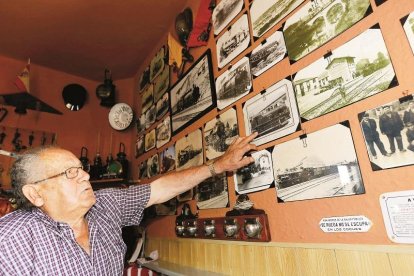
[153,64,169,102]
[283,0,371,62]
[212,0,244,36]
[156,116,171,149]
[204,108,238,160]
[170,50,216,134]
[249,31,287,77]
[293,28,397,121]
[160,145,176,173]
[196,173,229,209]
[138,160,148,180]
[272,123,364,202]
[250,0,304,38]
[147,153,160,178]
[141,84,153,114]
[136,114,145,135]
[135,135,144,158]
[149,46,165,81]
[144,129,155,152]
[145,105,156,129]
[234,149,274,194]
[156,92,169,120]
[402,11,414,55]
[216,14,250,69]
[139,66,150,92]
[215,57,252,110]
[175,129,203,171]
[243,79,300,146]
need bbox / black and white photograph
[138,66,150,92]
[160,145,176,173]
[196,173,229,209]
[283,0,371,62]
[136,114,145,135]
[401,11,414,55]
[153,64,170,102]
[250,0,304,39]
[215,56,252,110]
[135,135,145,158]
[149,46,166,82]
[141,84,154,114]
[170,49,216,135]
[358,97,414,170]
[175,129,203,171]
[234,149,274,194]
[144,129,156,152]
[147,153,160,178]
[154,198,177,216]
[145,105,156,129]
[204,107,238,160]
[156,92,169,120]
[138,160,148,180]
[243,79,300,146]
[156,116,171,149]
[293,27,397,121]
[272,123,365,202]
[249,31,287,77]
[212,0,244,36]
[216,14,250,69]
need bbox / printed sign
[319,215,372,233]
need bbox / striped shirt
[0,184,151,276]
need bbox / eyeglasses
[31,164,90,185]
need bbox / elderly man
[0,133,257,275]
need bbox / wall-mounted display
[147,153,160,178]
[234,149,274,194]
[358,97,414,170]
[155,198,177,216]
[243,79,300,146]
[135,135,145,158]
[144,129,156,152]
[170,49,216,135]
[250,0,304,39]
[215,56,252,110]
[216,14,250,69]
[153,65,170,102]
[150,46,166,82]
[196,173,229,209]
[293,27,397,121]
[284,0,371,62]
[160,145,176,173]
[272,123,364,202]
[204,107,238,160]
[156,116,171,149]
[401,11,414,55]
[138,160,148,180]
[175,129,204,171]
[145,105,156,129]
[212,0,244,36]
[141,84,154,114]
[249,30,287,77]
[139,66,150,92]
[156,92,169,120]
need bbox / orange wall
[133,0,414,245]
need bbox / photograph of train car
[272,123,364,202]
[243,79,300,146]
[135,135,145,158]
[149,46,165,82]
[175,129,203,171]
[155,198,177,216]
[153,64,169,102]
[156,116,171,149]
[145,105,156,129]
[147,153,160,178]
[402,11,414,55]
[293,27,397,121]
[160,145,176,173]
[249,31,287,77]
[170,49,216,135]
[156,92,169,120]
[144,129,156,152]
[216,14,250,69]
[215,57,252,110]
[196,173,229,209]
[212,0,244,36]
[234,149,274,194]
[250,0,304,39]
[204,108,238,160]
[141,84,154,114]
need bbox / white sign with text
[319,215,372,233]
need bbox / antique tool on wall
[79,147,89,171]
[28,131,34,147]
[116,142,128,179]
[0,108,8,122]
[0,128,6,148]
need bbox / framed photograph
[170,49,216,135]
[175,129,204,171]
[160,145,176,173]
[249,30,287,77]
[272,123,365,202]
[155,198,177,216]
[138,160,148,180]
[138,66,150,92]
[216,14,250,69]
[243,79,300,146]
[234,149,274,194]
[153,65,170,102]
[136,114,145,135]
[212,0,244,36]
[177,188,194,202]
[204,107,238,160]
[156,116,171,149]
[250,0,304,39]
[147,153,160,178]
[401,11,414,55]
[283,0,372,62]
[150,46,166,82]
[196,173,229,209]
[135,135,145,158]
[215,56,252,110]
[358,97,414,170]
[141,84,154,114]
[156,92,169,120]
[293,27,397,121]
[144,129,156,152]
[144,105,156,129]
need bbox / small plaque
[319,215,372,233]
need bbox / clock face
[108,103,134,130]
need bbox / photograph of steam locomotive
[401,11,414,55]
[249,31,287,77]
[156,116,171,149]
[170,49,216,135]
[138,160,148,180]
[145,105,156,129]
[136,114,145,135]
[149,45,166,81]
[147,153,160,178]
[153,65,169,103]
[234,149,274,194]
[212,0,244,36]
[156,92,169,120]
[138,66,150,92]
[293,28,397,121]
[244,79,300,146]
[196,173,229,209]
[175,129,203,171]
[135,135,144,158]
[216,14,250,69]
[160,145,176,173]
[141,84,153,114]
[215,57,252,110]
[272,123,364,202]
[144,129,155,152]
[204,108,238,160]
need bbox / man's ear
[22,185,44,207]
